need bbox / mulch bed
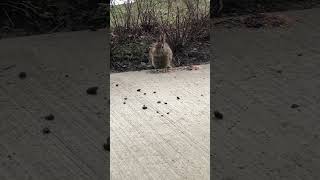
[212,0,320,18]
[213,13,296,29]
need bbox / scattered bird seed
[167,112,170,114]
[157,101,161,104]
[18,72,26,79]
[65,74,69,77]
[177,97,180,100]
[161,115,164,117]
[153,91,156,94]
[123,102,126,104]
[115,84,119,87]
[86,86,98,95]
[297,53,303,56]
[201,94,204,96]
[142,105,147,110]
[144,93,146,95]
[44,114,55,121]
[124,97,127,100]
[156,111,159,113]
[214,110,223,119]
[137,89,141,92]
[42,127,51,134]
[164,102,167,104]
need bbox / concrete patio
[110,65,210,179]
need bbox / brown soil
[213,13,297,29]
[111,35,210,73]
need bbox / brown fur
[149,33,173,69]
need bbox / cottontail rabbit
[149,33,173,70]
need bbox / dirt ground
[111,37,210,73]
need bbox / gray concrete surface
[212,8,320,180]
[0,30,109,180]
[110,66,210,179]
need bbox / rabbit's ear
[162,33,166,42]
[159,34,163,41]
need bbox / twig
[0,3,30,17]
[2,8,14,27]
[48,21,64,33]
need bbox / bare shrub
[111,0,209,53]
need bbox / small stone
[7,155,12,160]
[157,101,161,103]
[44,114,55,121]
[86,86,98,95]
[115,84,119,87]
[153,91,156,94]
[96,112,102,115]
[124,97,127,100]
[103,143,110,151]
[123,102,126,104]
[177,97,180,100]
[137,89,141,92]
[214,111,223,119]
[144,93,146,95]
[142,105,147,110]
[18,72,26,79]
[42,127,51,134]
[167,112,170,114]
[103,137,110,151]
